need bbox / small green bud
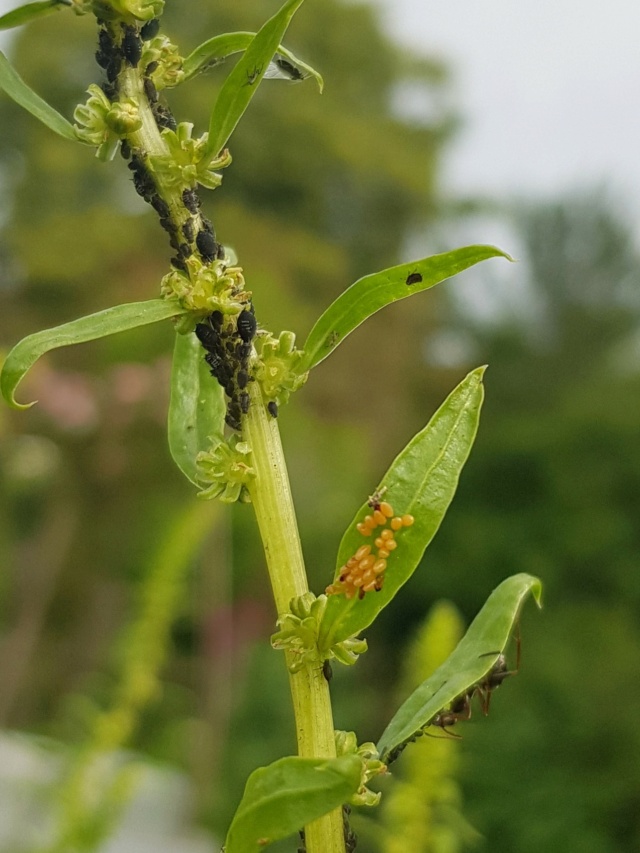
[254,330,309,405]
[160,256,248,314]
[149,123,231,190]
[105,99,142,134]
[141,35,183,89]
[335,731,386,807]
[196,436,255,503]
[91,0,163,22]
[74,84,120,156]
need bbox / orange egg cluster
[326,497,414,600]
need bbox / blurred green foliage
[1,1,639,851]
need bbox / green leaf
[168,331,226,487]
[0,50,77,140]
[318,367,486,652]
[376,573,543,762]
[182,30,323,91]
[225,754,362,853]
[203,0,307,160]
[1,299,186,410]
[0,0,70,29]
[300,245,512,372]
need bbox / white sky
[2,0,639,214]
[376,0,640,211]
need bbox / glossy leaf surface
[183,30,322,91]
[225,755,362,853]
[318,367,485,651]
[300,245,511,372]
[0,50,77,140]
[1,299,186,409]
[168,332,225,486]
[377,573,543,761]
[204,0,306,160]
[0,0,69,29]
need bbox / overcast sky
[375,0,640,213]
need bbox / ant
[428,691,473,739]
[476,626,521,715]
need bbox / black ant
[476,627,521,715]
[428,692,473,739]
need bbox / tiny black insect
[145,60,159,75]
[210,310,223,329]
[159,216,177,234]
[153,103,177,131]
[182,188,201,214]
[150,195,170,218]
[322,659,333,682]
[237,309,257,343]
[195,323,219,351]
[178,243,192,258]
[236,369,249,390]
[267,401,278,418]
[275,57,305,81]
[196,229,218,262]
[406,271,423,286]
[239,391,250,414]
[106,54,122,83]
[204,351,224,374]
[224,381,235,399]
[181,219,196,242]
[140,18,160,40]
[122,25,142,67]
[170,255,187,271]
[120,139,131,160]
[225,412,241,431]
[101,81,118,100]
[143,76,158,104]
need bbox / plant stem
[244,379,346,853]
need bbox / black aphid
[170,256,187,271]
[178,243,192,258]
[120,139,131,160]
[159,216,177,234]
[236,369,249,390]
[196,229,217,261]
[225,412,241,431]
[267,401,279,418]
[153,103,177,131]
[210,310,223,329]
[145,60,159,75]
[150,195,170,218]
[322,659,333,682]
[195,323,219,351]
[239,392,250,414]
[225,380,235,398]
[143,77,158,103]
[181,219,196,242]
[140,18,160,40]
[204,351,224,374]
[237,309,257,343]
[122,26,142,67]
[405,271,423,286]
[182,188,201,214]
[106,55,122,82]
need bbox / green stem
[244,380,345,853]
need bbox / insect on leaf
[0,299,187,410]
[300,245,512,372]
[203,0,308,161]
[168,331,226,487]
[0,50,77,140]
[183,30,323,91]
[318,366,486,652]
[225,754,362,853]
[376,573,543,762]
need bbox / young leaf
[0,0,70,30]
[225,754,362,853]
[183,30,323,91]
[376,573,543,762]
[168,331,225,487]
[0,50,77,140]
[318,367,485,652]
[1,299,187,410]
[203,0,307,161]
[300,245,511,372]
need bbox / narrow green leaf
[203,0,307,160]
[300,245,512,372]
[182,30,323,91]
[225,755,362,853]
[0,0,70,29]
[1,299,187,410]
[318,367,486,651]
[0,50,77,140]
[376,573,543,762]
[168,331,225,487]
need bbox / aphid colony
[195,306,257,431]
[325,495,414,600]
